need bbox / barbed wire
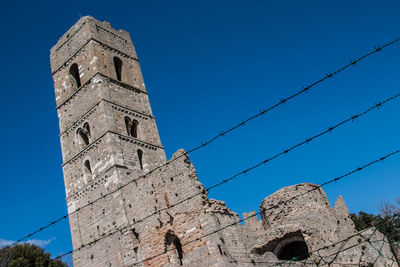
[254,212,400,266]
[8,35,400,248]
[229,225,399,266]
[53,146,400,262]
[50,91,400,256]
[127,157,400,266]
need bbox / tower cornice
[60,99,154,136]
[56,72,147,110]
[62,131,163,167]
[51,38,139,76]
[50,16,137,74]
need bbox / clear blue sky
[1,0,400,264]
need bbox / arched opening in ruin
[251,230,310,261]
[69,63,81,88]
[113,56,123,81]
[276,240,309,261]
[165,231,183,265]
[124,117,139,138]
[137,149,143,170]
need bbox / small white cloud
[0,239,13,247]
[0,238,55,248]
[25,238,55,247]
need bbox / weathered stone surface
[51,16,398,266]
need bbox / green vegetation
[350,200,400,243]
[0,243,67,267]
[350,199,400,261]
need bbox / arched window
[77,122,91,146]
[137,149,143,170]
[113,56,123,81]
[83,160,92,175]
[130,120,138,138]
[124,117,139,138]
[165,231,183,265]
[69,63,81,88]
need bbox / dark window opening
[77,122,91,146]
[132,228,139,239]
[84,160,92,174]
[137,149,143,170]
[83,122,90,136]
[218,245,223,255]
[124,117,131,136]
[113,57,123,81]
[77,129,89,145]
[124,117,138,138]
[277,241,309,261]
[165,231,183,265]
[251,230,310,261]
[130,121,138,138]
[69,63,81,88]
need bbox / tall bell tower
[50,16,168,266]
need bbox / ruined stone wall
[51,16,399,267]
[239,184,399,266]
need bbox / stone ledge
[56,72,146,110]
[60,99,153,136]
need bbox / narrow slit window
[84,160,92,174]
[69,63,81,88]
[137,149,143,170]
[124,117,131,136]
[113,56,123,81]
[218,245,223,255]
[130,120,138,138]
[132,228,139,239]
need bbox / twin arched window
[77,122,91,146]
[124,117,138,138]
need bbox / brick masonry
[50,16,398,266]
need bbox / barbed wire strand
[230,213,400,265]
[53,147,400,262]
[9,35,400,247]
[50,91,400,257]
[233,230,395,266]
[267,213,400,267]
[127,162,400,266]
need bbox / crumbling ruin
[50,16,398,266]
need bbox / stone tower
[51,17,399,267]
[50,16,173,266]
[50,16,218,267]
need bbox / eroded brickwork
[51,17,398,266]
